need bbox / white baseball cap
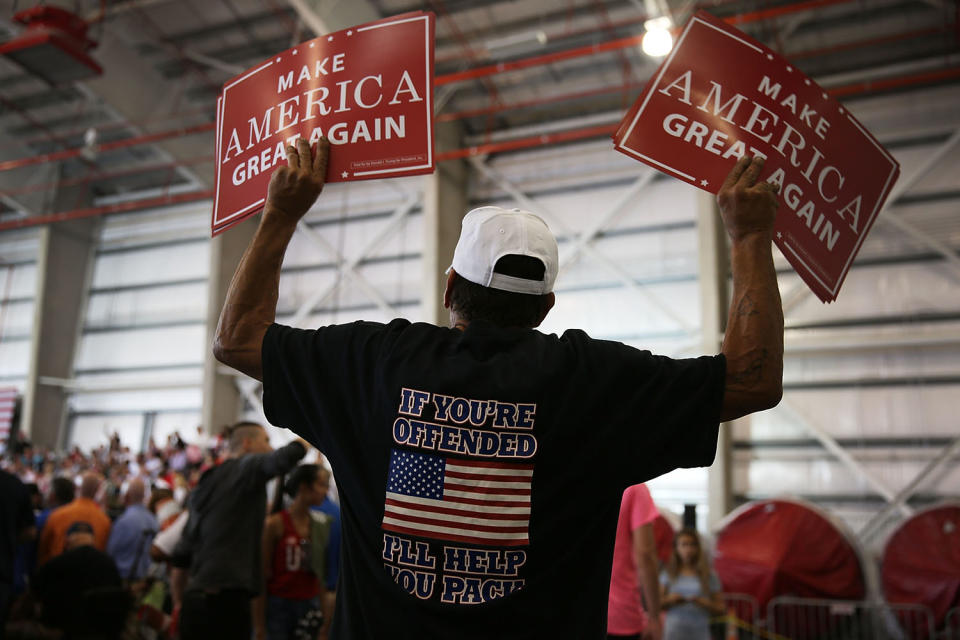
[449,206,558,295]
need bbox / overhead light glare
[641,17,673,58]
[484,30,548,55]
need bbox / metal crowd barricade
[766,596,936,640]
[945,607,960,639]
[718,592,761,638]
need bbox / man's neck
[449,310,468,332]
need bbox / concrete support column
[421,122,468,325]
[21,216,101,449]
[698,190,733,530]
[201,216,260,434]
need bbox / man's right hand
[716,155,779,243]
[265,137,331,223]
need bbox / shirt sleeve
[237,441,307,488]
[628,484,660,532]
[260,320,406,452]
[586,339,725,487]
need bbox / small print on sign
[613,10,900,303]
[212,11,436,236]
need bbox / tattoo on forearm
[735,292,760,318]
[729,348,768,387]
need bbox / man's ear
[533,292,556,328]
[443,269,457,309]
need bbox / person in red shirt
[255,463,331,640]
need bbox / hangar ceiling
[0,0,956,226]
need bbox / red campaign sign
[212,12,435,236]
[614,11,900,303]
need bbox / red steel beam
[828,65,960,97]
[434,0,860,87]
[0,1,937,174]
[0,190,215,232]
[434,15,650,65]
[4,64,959,231]
[0,123,215,172]
[436,82,647,122]
[726,0,856,24]
[1,61,956,195]
[0,157,214,198]
[436,124,618,162]
[788,25,949,61]
[4,55,956,233]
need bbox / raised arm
[213,137,330,381]
[716,156,784,422]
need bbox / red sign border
[614,11,900,301]
[211,12,435,232]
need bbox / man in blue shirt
[106,478,157,580]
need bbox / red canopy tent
[882,502,960,631]
[714,498,866,630]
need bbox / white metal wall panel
[737,454,960,500]
[0,263,38,299]
[71,366,203,392]
[151,412,204,448]
[85,281,208,328]
[747,387,960,440]
[98,202,210,249]
[0,300,34,339]
[283,211,423,270]
[69,414,144,451]
[91,242,210,289]
[542,281,700,341]
[0,228,41,264]
[783,260,960,323]
[0,230,39,387]
[75,325,206,371]
[278,257,424,317]
[0,340,30,381]
[70,388,202,413]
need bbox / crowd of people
[2,138,781,640]
[0,424,341,640]
[2,427,727,640]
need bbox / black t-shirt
[262,319,725,639]
[0,469,34,585]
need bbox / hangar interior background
[0,0,958,556]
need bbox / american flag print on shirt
[383,449,533,546]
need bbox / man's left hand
[265,137,330,223]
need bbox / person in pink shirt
[607,484,663,640]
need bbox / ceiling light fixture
[641,16,674,58]
[484,30,548,56]
[0,6,102,85]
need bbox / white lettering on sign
[655,70,864,250]
[222,65,420,165]
[228,116,407,186]
[277,53,347,93]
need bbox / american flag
[0,387,16,452]
[382,449,533,546]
